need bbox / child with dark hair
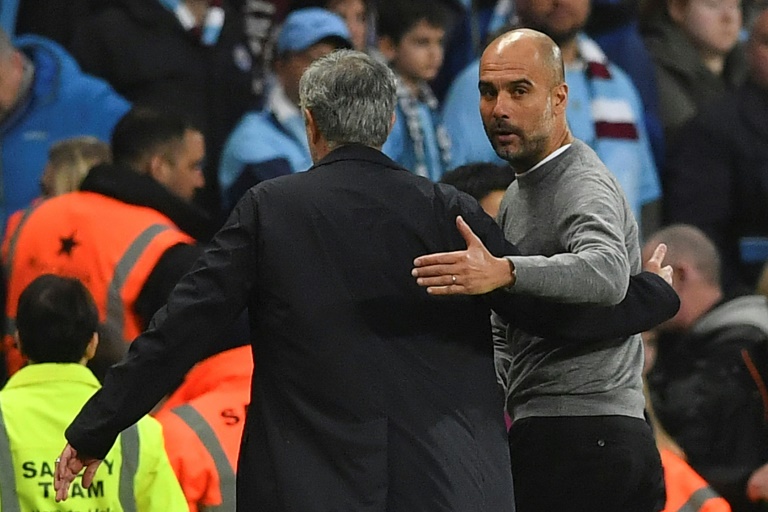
[440,162,515,218]
[16,274,99,364]
[0,274,186,511]
[378,0,455,181]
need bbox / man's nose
[491,93,512,119]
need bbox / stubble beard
[499,137,547,170]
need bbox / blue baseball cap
[276,8,353,55]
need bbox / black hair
[376,0,455,44]
[440,163,516,202]
[110,107,197,168]
[16,274,99,363]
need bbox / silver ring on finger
[452,275,457,284]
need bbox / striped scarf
[158,0,225,46]
[578,36,639,140]
[395,77,452,180]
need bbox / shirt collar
[4,363,100,390]
[267,82,302,126]
[518,144,572,176]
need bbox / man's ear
[84,332,99,362]
[304,108,320,146]
[552,82,568,114]
[377,35,397,62]
[147,154,167,182]
[672,262,692,291]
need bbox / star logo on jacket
[58,232,80,256]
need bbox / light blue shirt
[218,83,313,210]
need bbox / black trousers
[508,415,665,512]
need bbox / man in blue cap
[217,7,352,213]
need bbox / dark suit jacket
[66,144,678,511]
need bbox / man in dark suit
[53,49,678,511]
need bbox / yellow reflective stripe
[3,204,40,338]
[106,224,172,341]
[119,423,139,512]
[172,404,236,511]
[677,486,721,512]
[0,405,21,512]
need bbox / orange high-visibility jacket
[2,191,193,375]
[660,449,732,512]
[155,346,254,512]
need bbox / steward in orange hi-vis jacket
[2,191,192,376]
[155,346,253,512]
[660,449,732,512]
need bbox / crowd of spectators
[1,0,768,510]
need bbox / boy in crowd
[378,0,455,181]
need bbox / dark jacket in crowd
[662,81,768,293]
[66,145,678,511]
[71,0,257,218]
[642,11,747,147]
[648,295,768,512]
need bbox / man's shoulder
[561,139,613,175]
[227,112,303,158]
[694,296,768,339]
[552,141,632,205]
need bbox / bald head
[486,29,565,88]
[645,224,721,287]
[478,28,571,170]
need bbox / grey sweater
[494,139,646,421]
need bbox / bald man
[413,29,664,512]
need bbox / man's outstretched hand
[54,443,102,502]
[412,216,515,295]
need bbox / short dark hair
[111,107,197,168]
[16,275,99,363]
[440,163,515,202]
[376,0,455,43]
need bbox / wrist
[497,256,516,288]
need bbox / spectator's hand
[747,462,768,502]
[412,216,514,295]
[643,243,673,286]
[54,443,102,502]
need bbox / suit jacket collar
[312,144,406,173]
